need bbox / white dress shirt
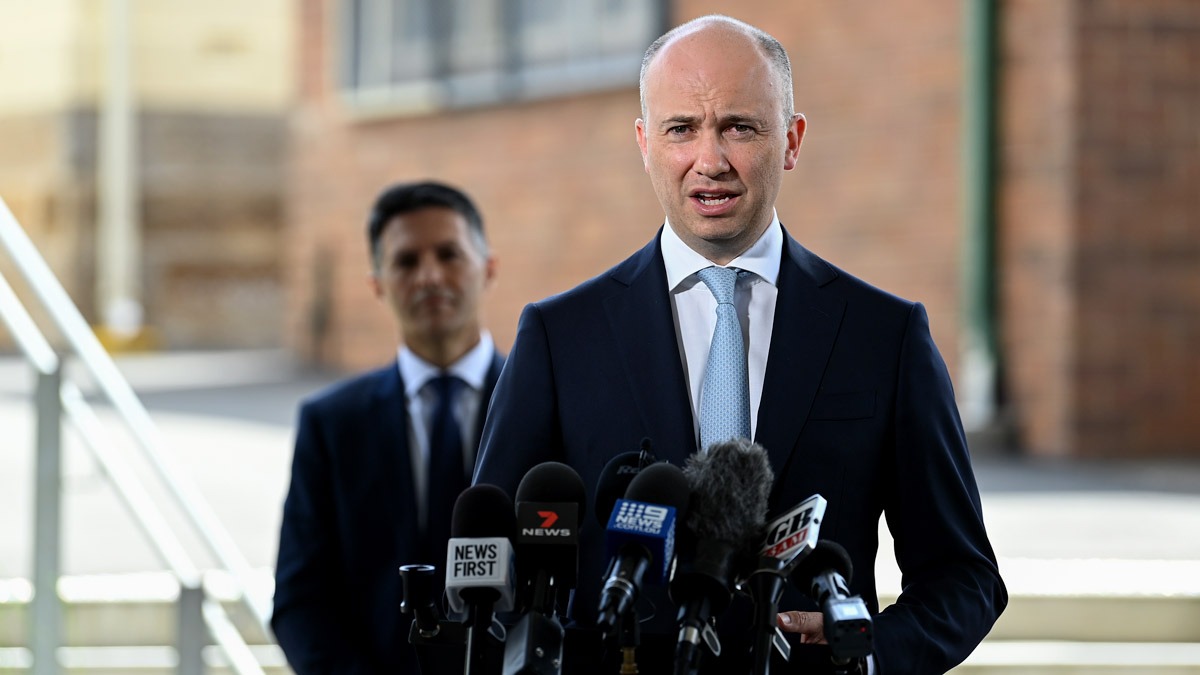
[397,332,496,529]
[661,215,782,446]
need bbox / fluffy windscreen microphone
[683,438,773,548]
[672,439,775,675]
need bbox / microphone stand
[399,565,467,670]
[831,656,867,675]
[617,607,640,674]
[745,556,794,675]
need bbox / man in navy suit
[273,181,504,673]
[474,15,1005,674]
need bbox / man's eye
[395,255,418,270]
[668,125,691,135]
[728,124,754,135]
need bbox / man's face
[636,28,805,264]
[370,207,494,356]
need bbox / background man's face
[371,207,494,352]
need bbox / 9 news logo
[613,501,671,534]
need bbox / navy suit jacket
[273,353,504,674]
[474,229,1006,674]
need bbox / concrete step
[0,645,289,675]
[3,558,1200,674]
[953,642,1200,674]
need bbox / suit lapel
[755,231,845,480]
[471,351,505,453]
[370,364,421,544]
[603,234,697,466]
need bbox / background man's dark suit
[273,353,504,674]
[474,229,1006,674]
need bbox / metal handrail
[0,196,268,675]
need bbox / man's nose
[413,255,445,285]
[694,133,731,178]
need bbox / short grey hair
[639,15,795,125]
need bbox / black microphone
[445,484,518,675]
[596,462,691,632]
[505,462,586,675]
[791,540,874,666]
[513,461,586,614]
[672,439,774,675]
[593,444,657,529]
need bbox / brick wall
[1072,0,1200,457]
[286,0,1200,458]
[999,0,1079,457]
[285,0,970,380]
[1002,0,1200,457]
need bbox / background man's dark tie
[425,374,467,565]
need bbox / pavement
[2,349,1200,603]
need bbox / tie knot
[697,266,739,305]
[429,374,465,401]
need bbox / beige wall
[0,0,295,349]
[0,0,292,114]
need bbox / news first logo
[448,540,505,579]
[760,494,828,561]
[445,536,515,612]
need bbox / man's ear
[367,270,383,299]
[484,255,498,288]
[784,113,807,171]
[635,118,650,172]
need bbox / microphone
[505,462,586,675]
[593,441,658,529]
[672,439,774,675]
[445,484,518,675]
[513,461,586,614]
[791,540,874,666]
[743,493,828,675]
[595,462,691,632]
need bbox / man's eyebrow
[722,114,769,127]
[656,113,768,128]
[658,114,701,128]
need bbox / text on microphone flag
[759,494,828,562]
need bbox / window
[338,0,665,113]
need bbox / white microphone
[445,536,517,614]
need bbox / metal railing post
[33,361,63,675]
[178,582,206,675]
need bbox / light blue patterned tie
[697,266,750,450]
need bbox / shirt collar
[660,212,783,291]
[397,331,495,398]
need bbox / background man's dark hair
[367,180,488,269]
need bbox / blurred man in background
[272,180,503,673]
